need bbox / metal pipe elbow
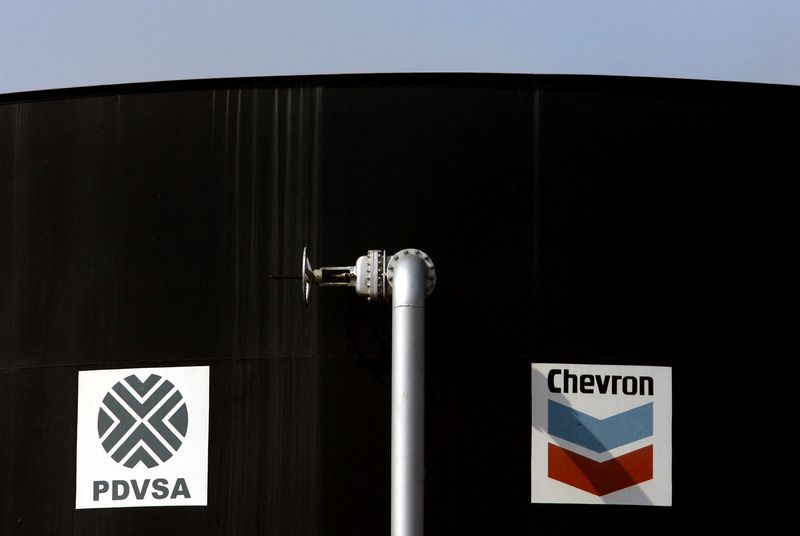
[387,249,436,307]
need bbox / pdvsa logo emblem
[98,374,188,468]
[531,363,672,506]
[76,366,209,509]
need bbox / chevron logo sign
[531,363,672,506]
[76,366,209,509]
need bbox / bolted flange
[354,249,386,302]
[385,248,436,298]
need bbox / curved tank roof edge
[2,72,798,105]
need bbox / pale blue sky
[2,1,799,94]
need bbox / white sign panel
[76,366,210,509]
[531,363,671,506]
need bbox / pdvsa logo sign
[76,366,209,509]
[531,363,671,506]
[98,373,189,468]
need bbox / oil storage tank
[0,74,795,534]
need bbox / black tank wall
[1,75,793,534]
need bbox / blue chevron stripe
[547,400,653,453]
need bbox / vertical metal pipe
[301,247,433,534]
[391,254,427,536]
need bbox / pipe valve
[301,246,435,305]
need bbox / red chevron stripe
[548,443,653,496]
